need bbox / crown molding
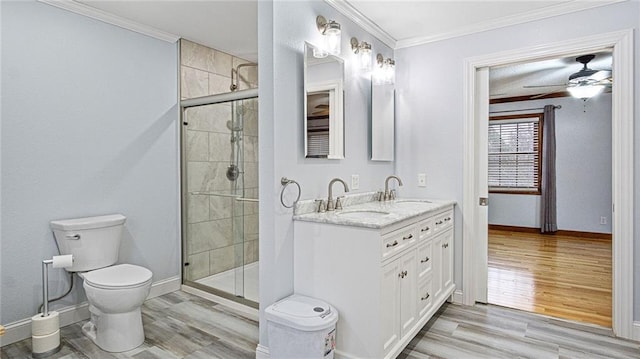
[396,0,627,49]
[324,0,396,50]
[38,0,180,44]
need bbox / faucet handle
[390,189,397,200]
[315,199,327,213]
[335,196,345,210]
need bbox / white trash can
[266,294,339,359]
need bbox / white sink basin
[336,209,391,218]
[394,199,432,204]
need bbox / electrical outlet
[351,174,360,190]
[600,216,607,225]
[418,173,426,187]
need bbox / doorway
[484,54,613,326]
[461,29,634,339]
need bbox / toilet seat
[82,264,152,290]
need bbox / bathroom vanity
[293,195,455,359]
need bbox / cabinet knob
[398,270,408,278]
[386,240,398,248]
[442,243,449,248]
[420,227,430,232]
[403,234,413,241]
[444,217,451,222]
[421,293,430,301]
[420,257,430,263]
[436,220,444,225]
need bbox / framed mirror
[371,82,395,161]
[304,42,345,159]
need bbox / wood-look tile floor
[400,303,639,359]
[1,291,258,359]
[487,229,612,327]
[3,291,638,358]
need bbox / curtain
[540,105,557,233]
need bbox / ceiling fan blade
[523,84,566,88]
[590,70,611,81]
[529,89,565,99]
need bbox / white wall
[488,94,612,234]
[1,1,180,325]
[394,1,640,318]
[257,0,395,348]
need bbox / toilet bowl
[79,264,152,352]
[50,214,153,353]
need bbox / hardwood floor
[487,228,612,327]
[3,291,637,358]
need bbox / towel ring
[280,177,301,209]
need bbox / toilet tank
[50,214,126,272]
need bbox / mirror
[371,83,395,161]
[304,42,344,159]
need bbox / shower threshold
[194,261,259,303]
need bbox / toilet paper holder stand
[32,255,73,358]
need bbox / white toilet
[50,214,153,353]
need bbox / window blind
[488,118,540,192]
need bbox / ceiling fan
[524,54,612,99]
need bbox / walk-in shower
[180,62,258,307]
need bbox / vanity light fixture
[373,54,395,85]
[316,15,341,57]
[350,37,372,71]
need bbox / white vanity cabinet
[293,204,455,359]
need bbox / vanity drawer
[433,210,454,233]
[416,217,433,242]
[416,240,433,280]
[417,275,434,318]
[381,225,416,261]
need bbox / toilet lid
[83,264,152,289]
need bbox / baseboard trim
[488,225,612,239]
[451,290,464,305]
[148,276,181,299]
[180,285,259,321]
[255,344,270,359]
[0,276,181,347]
[633,321,640,341]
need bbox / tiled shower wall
[180,39,258,281]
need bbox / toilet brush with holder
[31,254,73,358]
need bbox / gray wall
[1,1,180,324]
[488,94,612,234]
[394,1,639,318]
[257,0,395,347]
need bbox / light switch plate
[351,174,360,190]
[418,173,426,187]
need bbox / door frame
[461,29,634,339]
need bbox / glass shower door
[181,96,258,304]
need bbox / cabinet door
[417,275,433,318]
[432,233,443,299]
[441,229,454,291]
[381,258,400,356]
[399,250,417,337]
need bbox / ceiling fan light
[567,84,604,99]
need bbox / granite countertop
[293,193,455,229]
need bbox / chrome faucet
[327,178,349,211]
[383,175,403,201]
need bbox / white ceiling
[75,0,258,62]
[63,0,620,98]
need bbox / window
[488,113,543,194]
